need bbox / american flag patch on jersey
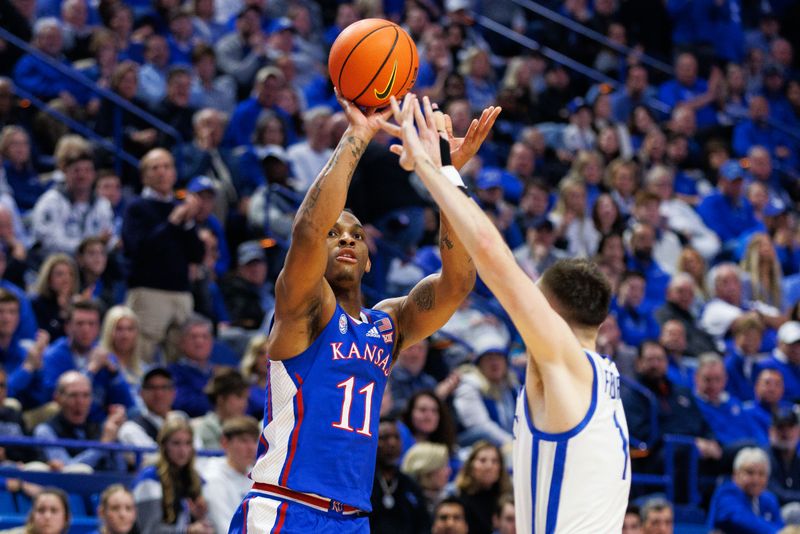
[375,318,392,332]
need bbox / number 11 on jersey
[333,376,375,437]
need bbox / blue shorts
[228,491,369,534]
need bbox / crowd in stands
[1,0,800,531]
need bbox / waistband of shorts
[249,482,367,517]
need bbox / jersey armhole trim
[523,352,598,441]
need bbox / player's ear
[365,257,372,273]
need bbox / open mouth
[336,249,358,264]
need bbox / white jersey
[512,350,630,534]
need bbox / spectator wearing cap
[693,353,766,448]
[286,106,334,194]
[202,415,260,533]
[562,98,596,153]
[656,274,718,357]
[768,407,800,504]
[122,148,205,363]
[513,217,566,282]
[191,368,248,450]
[222,66,294,149]
[152,66,197,146]
[31,136,115,257]
[709,447,784,532]
[118,367,180,457]
[214,6,268,91]
[174,108,240,225]
[220,240,272,332]
[743,368,791,442]
[245,146,299,243]
[42,299,135,421]
[167,314,215,418]
[453,335,518,448]
[697,159,766,248]
[657,53,719,129]
[733,96,796,164]
[136,34,171,108]
[186,175,231,277]
[474,168,523,249]
[757,322,800,404]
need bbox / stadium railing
[503,0,676,76]
[0,26,184,171]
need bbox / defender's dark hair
[539,259,611,328]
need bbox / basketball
[328,18,419,108]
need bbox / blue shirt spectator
[697,160,765,246]
[167,315,215,418]
[41,300,135,421]
[657,53,717,128]
[136,35,171,108]
[709,460,784,533]
[612,272,661,348]
[610,65,657,123]
[733,96,797,164]
[221,70,296,148]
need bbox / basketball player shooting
[381,94,631,533]
[226,91,500,533]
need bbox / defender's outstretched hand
[380,94,444,171]
[335,87,393,138]
[446,105,501,170]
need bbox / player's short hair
[538,259,611,328]
[640,496,672,522]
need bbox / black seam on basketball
[352,26,399,102]
[335,23,395,94]
[396,30,414,94]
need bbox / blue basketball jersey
[250,304,396,512]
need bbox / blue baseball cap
[187,175,216,194]
[719,160,745,181]
[237,240,266,265]
[476,168,506,190]
[267,17,294,35]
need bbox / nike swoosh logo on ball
[374,60,398,100]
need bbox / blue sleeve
[208,217,230,277]
[713,487,782,534]
[8,366,34,398]
[13,57,62,100]
[657,82,679,111]
[34,423,108,469]
[16,295,38,340]
[696,197,726,241]
[209,282,230,323]
[733,123,754,156]
[42,345,76,401]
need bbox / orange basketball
[328,18,419,108]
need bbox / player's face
[471,446,501,489]
[325,212,370,285]
[432,503,468,534]
[734,462,768,498]
[411,395,439,435]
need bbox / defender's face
[325,212,370,284]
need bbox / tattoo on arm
[301,136,366,219]
[412,279,436,311]
[441,232,455,250]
